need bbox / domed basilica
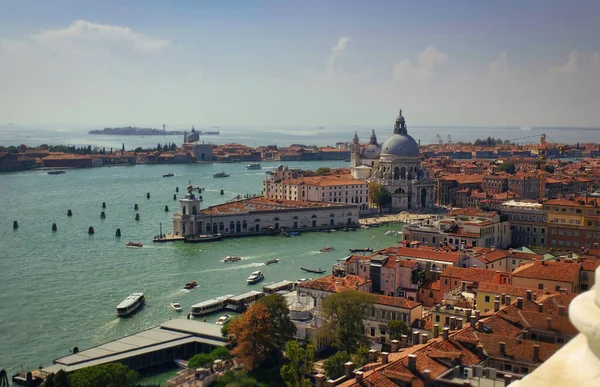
[350,109,435,210]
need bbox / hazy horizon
[1,1,599,128]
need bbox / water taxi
[183,233,222,243]
[125,241,143,248]
[223,255,242,262]
[190,295,230,317]
[213,172,230,178]
[264,258,279,265]
[116,293,145,317]
[162,173,174,177]
[247,271,265,284]
[215,314,231,325]
[47,170,66,175]
[184,281,198,290]
[246,163,262,170]
[170,302,182,311]
[320,245,335,252]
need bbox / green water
[0,160,401,377]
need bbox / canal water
[0,160,403,378]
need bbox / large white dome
[381,133,420,157]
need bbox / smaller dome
[361,144,381,159]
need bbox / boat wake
[306,250,322,256]
[203,262,264,273]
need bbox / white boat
[246,163,262,169]
[216,314,231,325]
[264,258,279,265]
[190,295,231,317]
[385,230,397,236]
[223,255,242,262]
[116,293,145,317]
[171,302,182,311]
[247,271,265,284]
[174,359,188,369]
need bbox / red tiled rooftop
[297,274,369,293]
[375,295,421,310]
[511,260,581,283]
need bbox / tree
[189,353,213,369]
[228,302,276,371]
[369,182,391,214]
[6,146,17,154]
[213,370,266,387]
[352,345,370,368]
[315,167,331,176]
[259,294,297,348]
[388,320,412,340]
[68,363,139,387]
[498,161,516,174]
[324,351,351,379]
[211,346,231,360]
[280,340,315,387]
[322,290,375,353]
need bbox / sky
[0,0,599,129]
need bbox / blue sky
[1,0,599,128]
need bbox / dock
[152,234,185,243]
[39,320,227,376]
[262,280,295,294]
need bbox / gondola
[301,267,326,274]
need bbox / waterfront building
[350,109,435,211]
[172,187,359,236]
[263,165,368,211]
[498,200,547,247]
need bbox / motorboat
[349,247,373,253]
[184,280,198,290]
[216,314,231,325]
[385,230,397,236]
[184,233,222,243]
[223,255,242,262]
[116,293,145,317]
[170,302,182,311]
[247,271,265,284]
[47,170,66,175]
[290,231,302,236]
[301,267,326,274]
[320,245,335,252]
[264,258,279,265]
[213,172,230,178]
[174,359,189,369]
[162,173,174,177]
[125,241,143,248]
[246,163,262,170]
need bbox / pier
[39,320,227,376]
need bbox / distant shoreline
[89,127,185,136]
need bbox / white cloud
[393,46,447,81]
[326,36,350,75]
[31,20,169,54]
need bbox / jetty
[153,233,185,243]
[39,320,226,376]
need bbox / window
[435,315,440,322]
[444,279,448,285]
[538,283,544,290]
[485,296,490,302]
[555,286,561,291]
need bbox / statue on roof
[369,129,378,145]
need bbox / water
[0,160,403,377]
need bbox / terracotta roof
[581,260,600,272]
[440,266,500,284]
[375,295,421,310]
[393,247,463,264]
[476,249,541,263]
[476,334,560,363]
[477,283,545,299]
[420,280,440,291]
[297,274,369,293]
[288,174,367,187]
[511,261,581,283]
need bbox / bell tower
[350,132,361,168]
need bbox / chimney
[533,345,540,363]
[354,370,364,383]
[456,318,463,329]
[401,334,408,347]
[344,362,355,379]
[491,246,496,251]
[408,354,417,372]
[474,310,481,320]
[477,321,484,332]
[433,324,439,338]
[558,305,566,316]
[443,327,450,340]
[494,299,500,312]
[501,293,506,305]
[412,331,420,345]
[504,374,513,385]
[546,317,552,330]
[505,295,512,305]
[423,369,432,387]
[517,297,523,309]
[450,316,456,330]
[538,303,543,313]
[381,352,389,365]
[421,333,428,344]
[499,342,506,355]
[391,339,400,352]
[315,374,326,387]
[368,349,378,363]
[526,289,532,300]
[476,343,485,358]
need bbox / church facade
[351,110,435,211]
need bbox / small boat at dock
[184,281,198,290]
[213,172,230,178]
[349,247,373,253]
[125,241,143,248]
[223,255,241,262]
[264,258,279,265]
[162,173,174,177]
[116,293,145,317]
[47,170,66,175]
[174,359,189,369]
[170,302,182,311]
[320,245,335,252]
[247,271,264,284]
[184,233,222,243]
[216,314,231,325]
[301,267,326,274]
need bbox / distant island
[89,127,185,136]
